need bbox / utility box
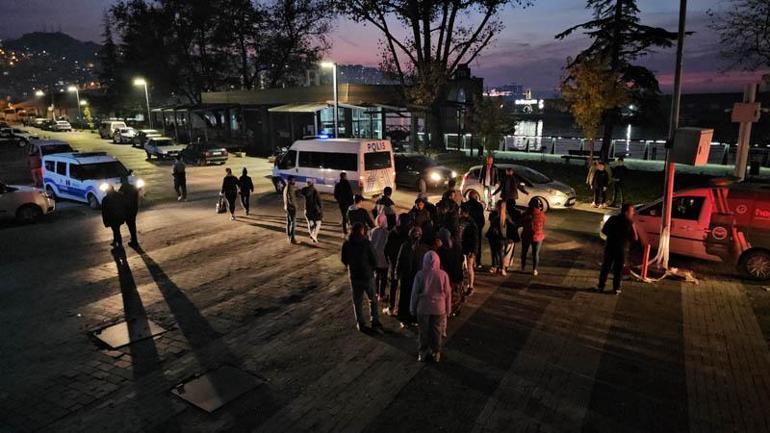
[672,127,713,166]
[731,102,761,123]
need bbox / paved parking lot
[1,128,769,433]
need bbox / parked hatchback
[113,127,137,144]
[181,142,229,165]
[0,180,55,223]
[461,163,576,211]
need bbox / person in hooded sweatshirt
[437,228,464,316]
[347,194,375,231]
[341,222,382,332]
[370,213,390,303]
[520,197,546,276]
[384,213,412,315]
[410,250,452,363]
[396,226,429,327]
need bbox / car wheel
[16,204,43,223]
[742,250,770,280]
[87,194,100,210]
[45,185,57,200]
[273,178,286,193]
[17,139,27,148]
[533,196,550,212]
[418,178,427,193]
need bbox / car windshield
[153,139,175,146]
[40,144,74,155]
[516,167,551,184]
[73,161,129,180]
[410,156,437,169]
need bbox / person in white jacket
[370,213,390,303]
[410,251,452,363]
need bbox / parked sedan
[394,153,456,192]
[181,142,229,165]
[50,120,73,132]
[113,127,137,144]
[0,181,55,223]
[460,163,576,211]
[132,129,161,148]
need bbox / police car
[41,152,145,209]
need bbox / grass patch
[436,152,719,204]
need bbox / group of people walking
[101,176,141,249]
[220,167,255,220]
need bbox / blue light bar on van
[317,134,331,139]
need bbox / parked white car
[0,181,55,223]
[144,136,185,160]
[460,163,576,211]
[51,120,73,132]
[113,127,137,144]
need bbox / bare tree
[338,0,532,149]
[710,0,770,70]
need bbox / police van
[272,138,395,197]
[42,152,145,209]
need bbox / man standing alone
[283,176,298,244]
[478,154,498,209]
[334,172,354,235]
[172,156,187,201]
[597,203,638,295]
[610,157,627,207]
[119,176,140,248]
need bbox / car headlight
[451,170,457,178]
[135,178,145,189]
[429,171,442,182]
[99,182,110,192]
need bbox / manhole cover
[91,319,167,349]
[171,366,261,412]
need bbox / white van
[272,138,395,197]
[42,152,145,209]
[99,120,127,139]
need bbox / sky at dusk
[1,0,767,95]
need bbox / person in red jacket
[520,197,546,276]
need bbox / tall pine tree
[556,0,678,160]
[98,12,121,112]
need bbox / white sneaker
[501,269,507,276]
[230,215,236,221]
[533,269,539,276]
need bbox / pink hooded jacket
[410,251,452,316]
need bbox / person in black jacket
[610,157,627,207]
[347,194,374,230]
[221,168,239,220]
[341,222,382,331]
[239,167,254,215]
[597,203,638,294]
[334,172,354,235]
[384,213,412,315]
[437,228,464,315]
[374,186,397,229]
[300,179,323,243]
[465,190,485,268]
[101,185,126,247]
[118,176,140,248]
[395,226,429,327]
[495,166,527,209]
[459,205,479,294]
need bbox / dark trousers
[397,276,416,324]
[110,224,123,246]
[225,192,237,214]
[375,267,389,299]
[286,208,296,240]
[339,204,350,234]
[611,182,624,205]
[521,240,541,270]
[594,186,607,205]
[174,174,187,199]
[125,214,137,243]
[351,278,380,327]
[240,193,250,213]
[489,239,504,268]
[476,238,483,266]
[598,247,625,291]
[388,262,398,310]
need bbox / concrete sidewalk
[1,192,769,433]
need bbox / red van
[601,181,770,280]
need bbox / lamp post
[133,78,152,128]
[320,62,338,137]
[34,90,44,117]
[67,85,81,121]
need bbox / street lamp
[67,85,81,121]
[34,90,44,117]
[320,62,338,138]
[133,77,152,128]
